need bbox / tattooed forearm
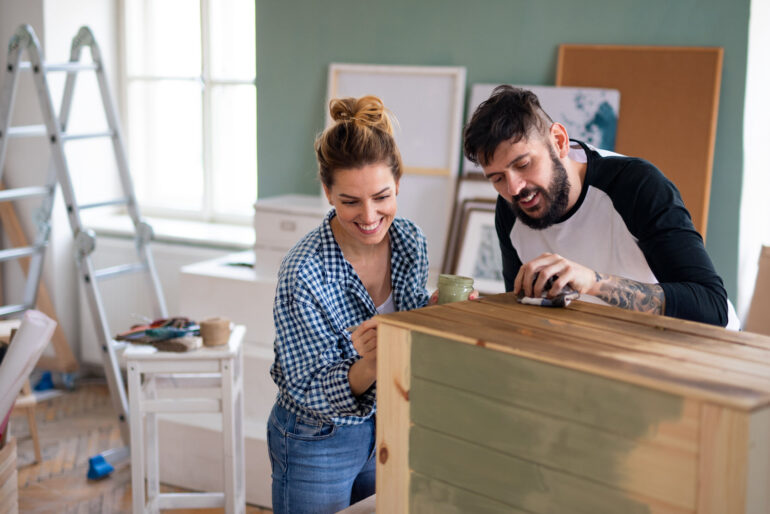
[594,273,665,314]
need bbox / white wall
[738,0,770,321]
[0,0,119,352]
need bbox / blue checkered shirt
[270,209,429,425]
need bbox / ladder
[0,24,168,472]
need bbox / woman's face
[323,163,399,248]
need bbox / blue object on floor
[33,371,54,391]
[87,455,114,480]
[61,372,77,390]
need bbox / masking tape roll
[199,317,231,347]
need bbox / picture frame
[326,63,467,272]
[462,83,620,176]
[442,194,496,274]
[453,204,506,296]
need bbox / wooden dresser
[376,295,770,514]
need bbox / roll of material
[199,317,231,347]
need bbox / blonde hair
[315,95,403,188]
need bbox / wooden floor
[10,381,271,513]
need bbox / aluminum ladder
[0,24,168,475]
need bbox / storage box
[253,194,329,245]
[377,295,770,513]
[0,438,18,514]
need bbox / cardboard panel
[745,246,770,335]
[557,45,723,238]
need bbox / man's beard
[509,145,570,230]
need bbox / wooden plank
[0,477,19,514]
[482,294,770,350]
[0,438,18,514]
[452,300,770,375]
[557,298,770,350]
[697,405,770,514]
[409,425,690,514]
[0,182,77,372]
[697,404,748,513]
[376,323,411,514]
[383,309,770,410]
[0,438,17,483]
[556,45,722,238]
[411,333,697,446]
[477,298,770,363]
[746,408,770,514]
[410,472,528,513]
[411,376,697,509]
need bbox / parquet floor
[10,381,271,513]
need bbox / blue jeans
[267,403,376,514]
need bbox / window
[122,0,256,223]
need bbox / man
[463,85,730,327]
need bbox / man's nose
[506,172,526,197]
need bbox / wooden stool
[124,326,245,514]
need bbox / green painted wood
[410,472,529,514]
[411,332,685,440]
[410,425,652,514]
[411,377,694,508]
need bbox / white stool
[125,325,246,514]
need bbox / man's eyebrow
[483,152,530,178]
[507,152,530,167]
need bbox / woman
[267,95,430,513]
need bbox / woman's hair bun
[329,95,394,135]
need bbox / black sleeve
[495,196,522,292]
[598,158,728,326]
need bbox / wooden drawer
[377,295,770,514]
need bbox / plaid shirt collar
[319,208,417,288]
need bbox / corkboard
[556,45,723,238]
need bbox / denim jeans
[267,403,376,514]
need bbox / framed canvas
[453,205,505,295]
[442,194,496,274]
[463,84,620,176]
[327,63,467,272]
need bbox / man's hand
[514,252,665,314]
[514,253,597,298]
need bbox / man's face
[482,135,570,230]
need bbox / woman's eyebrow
[339,186,391,200]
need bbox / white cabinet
[160,194,330,508]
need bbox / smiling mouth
[356,219,382,233]
[515,190,539,208]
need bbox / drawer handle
[279,220,297,232]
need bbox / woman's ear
[322,184,333,205]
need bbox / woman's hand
[348,318,379,396]
[351,318,378,366]
[428,289,480,305]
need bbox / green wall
[256,0,750,298]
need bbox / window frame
[118,0,257,225]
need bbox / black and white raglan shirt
[495,140,729,327]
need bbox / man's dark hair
[463,85,554,166]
